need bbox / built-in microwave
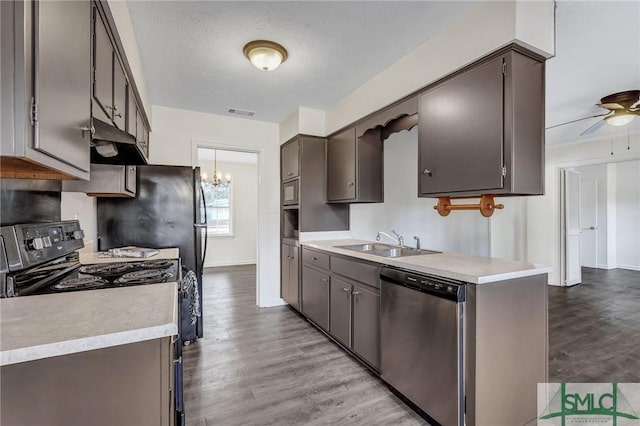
[282,180,299,206]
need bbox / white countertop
[0,283,179,366]
[302,239,551,284]
[79,248,180,265]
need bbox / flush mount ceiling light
[243,40,288,71]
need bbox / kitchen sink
[338,244,440,258]
[339,243,396,252]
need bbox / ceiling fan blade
[545,113,609,130]
[580,119,607,136]
[597,102,625,110]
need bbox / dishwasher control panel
[380,267,465,302]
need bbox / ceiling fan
[547,90,640,136]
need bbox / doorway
[561,159,640,285]
[195,145,260,303]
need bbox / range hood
[90,119,147,165]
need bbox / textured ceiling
[545,1,640,145]
[127,1,474,123]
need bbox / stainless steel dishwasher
[380,267,465,426]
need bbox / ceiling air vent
[227,107,256,117]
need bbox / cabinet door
[35,0,91,172]
[327,128,356,201]
[352,285,380,369]
[112,59,127,130]
[281,244,290,302]
[301,266,329,330]
[93,7,113,123]
[143,126,150,159]
[136,110,147,157]
[419,56,504,195]
[330,278,351,347]
[127,87,137,137]
[289,246,299,309]
[281,139,299,181]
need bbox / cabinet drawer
[302,248,330,270]
[331,256,381,288]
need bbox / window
[202,181,233,236]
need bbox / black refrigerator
[97,165,207,340]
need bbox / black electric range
[0,220,186,426]
[0,220,179,297]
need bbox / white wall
[151,105,282,307]
[324,1,554,134]
[60,193,97,252]
[615,160,640,271]
[200,160,258,268]
[349,127,490,256]
[522,134,640,285]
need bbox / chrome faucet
[413,236,421,250]
[376,230,404,247]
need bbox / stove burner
[139,260,173,270]
[52,276,108,291]
[79,262,132,277]
[114,269,174,285]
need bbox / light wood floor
[183,265,428,426]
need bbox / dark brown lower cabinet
[329,278,351,347]
[301,266,329,330]
[329,277,380,369]
[281,243,299,309]
[351,284,380,369]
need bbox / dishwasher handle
[380,267,465,302]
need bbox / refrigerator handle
[200,186,208,267]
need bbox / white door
[580,179,598,268]
[562,169,582,286]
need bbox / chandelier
[202,149,231,187]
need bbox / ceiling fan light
[243,40,288,71]
[605,113,636,127]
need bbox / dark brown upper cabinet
[92,7,113,125]
[280,135,349,233]
[0,0,92,180]
[418,45,545,198]
[281,139,300,181]
[127,85,137,138]
[327,127,383,203]
[93,8,127,131]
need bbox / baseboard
[204,259,256,268]
[259,298,287,308]
[596,263,616,270]
[616,264,640,272]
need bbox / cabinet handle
[347,182,354,187]
[106,105,117,111]
[114,112,123,118]
[321,278,329,282]
[312,257,318,261]
[342,287,350,292]
[352,290,361,296]
[80,125,95,135]
[423,169,432,177]
[287,172,293,176]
